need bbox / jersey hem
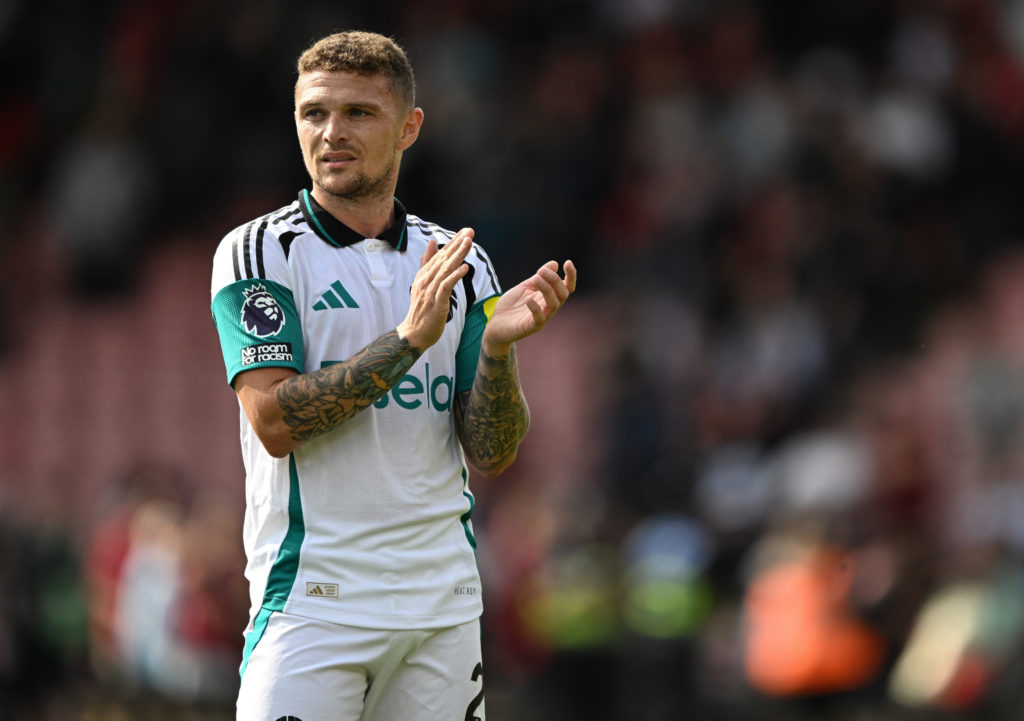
[273,598,484,631]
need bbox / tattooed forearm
[455,346,530,476]
[277,331,421,443]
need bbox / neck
[311,188,396,239]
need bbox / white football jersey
[211,190,501,636]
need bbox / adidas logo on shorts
[305,581,339,598]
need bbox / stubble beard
[315,156,398,203]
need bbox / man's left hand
[482,260,577,357]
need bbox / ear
[397,107,424,151]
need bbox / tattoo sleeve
[276,330,420,443]
[454,345,530,475]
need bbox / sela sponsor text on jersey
[321,360,454,411]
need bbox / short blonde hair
[296,31,415,109]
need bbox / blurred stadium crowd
[5,0,1024,718]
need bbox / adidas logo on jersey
[312,281,359,310]
[305,582,339,598]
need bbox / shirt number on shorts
[465,662,484,721]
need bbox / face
[294,70,422,204]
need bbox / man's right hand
[396,228,474,352]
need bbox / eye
[303,108,324,120]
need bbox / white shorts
[236,611,485,721]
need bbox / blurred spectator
[84,463,187,682]
[0,501,88,716]
[113,497,188,693]
[49,87,157,297]
[84,463,244,708]
[740,525,887,710]
[889,565,1024,714]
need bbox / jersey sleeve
[210,223,305,386]
[454,242,503,394]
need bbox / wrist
[396,321,427,353]
[481,333,513,359]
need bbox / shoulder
[213,201,308,287]
[220,201,306,255]
[405,213,458,245]
[405,213,501,297]
[405,214,496,267]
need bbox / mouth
[322,152,356,167]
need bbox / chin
[317,177,360,197]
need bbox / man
[210,31,576,721]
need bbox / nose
[323,112,349,145]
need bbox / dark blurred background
[4,0,1024,719]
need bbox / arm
[453,345,529,477]
[235,331,421,458]
[455,259,577,476]
[236,230,474,458]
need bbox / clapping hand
[482,259,577,356]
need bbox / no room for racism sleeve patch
[212,279,305,385]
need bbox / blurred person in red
[83,463,186,681]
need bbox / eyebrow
[296,99,386,114]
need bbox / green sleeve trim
[455,294,500,394]
[211,278,305,385]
